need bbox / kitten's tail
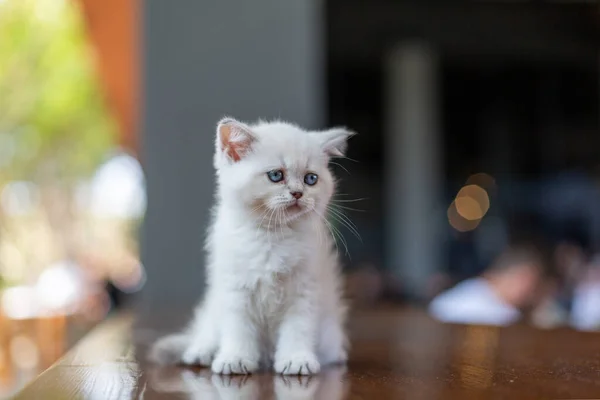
[147,333,190,365]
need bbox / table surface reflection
[11,307,600,399]
[0,313,95,399]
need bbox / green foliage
[0,0,116,183]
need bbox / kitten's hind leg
[317,315,348,366]
[148,324,218,367]
[181,335,218,367]
[148,333,191,365]
[181,336,218,367]
[181,307,219,366]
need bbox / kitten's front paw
[211,353,259,375]
[274,352,321,375]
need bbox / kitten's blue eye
[304,173,318,186]
[267,169,284,183]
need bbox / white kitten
[149,117,354,375]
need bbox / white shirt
[428,277,521,326]
[571,281,600,331]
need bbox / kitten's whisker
[340,155,359,163]
[255,209,270,239]
[330,222,350,258]
[313,208,350,258]
[318,207,352,254]
[257,206,273,234]
[273,208,279,239]
[277,208,285,240]
[316,210,324,247]
[314,209,339,253]
[327,216,354,254]
[312,216,322,249]
[256,207,269,225]
[328,215,361,246]
[328,203,365,213]
[266,207,277,245]
[329,161,350,175]
[326,206,362,242]
[330,198,368,203]
[311,207,325,249]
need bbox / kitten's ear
[216,117,256,163]
[315,127,355,158]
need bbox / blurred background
[0,0,143,396]
[1,0,600,396]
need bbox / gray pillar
[385,42,442,299]
[139,0,324,315]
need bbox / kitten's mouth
[287,202,302,211]
[282,203,310,223]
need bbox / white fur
[149,118,353,375]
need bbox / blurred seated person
[531,224,591,329]
[570,254,600,331]
[428,244,545,326]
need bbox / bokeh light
[9,336,39,370]
[1,287,38,320]
[448,201,481,232]
[466,172,496,194]
[35,261,83,312]
[448,177,493,232]
[455,184,490,221]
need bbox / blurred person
[548,223,591,309]
[428,244,545,326]
[570,255,600,331]
[530,277,567,329]
[530,223,592,328]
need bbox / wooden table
[11,307,600,399]
[0,313,96,399]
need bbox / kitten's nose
[290,191,303,199]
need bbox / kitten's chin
[283,210,310,224]
[282,204,311,224]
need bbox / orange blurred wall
[76,0,139,156]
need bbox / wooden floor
[11,307,600,399]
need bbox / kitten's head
[214,117,354,225]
